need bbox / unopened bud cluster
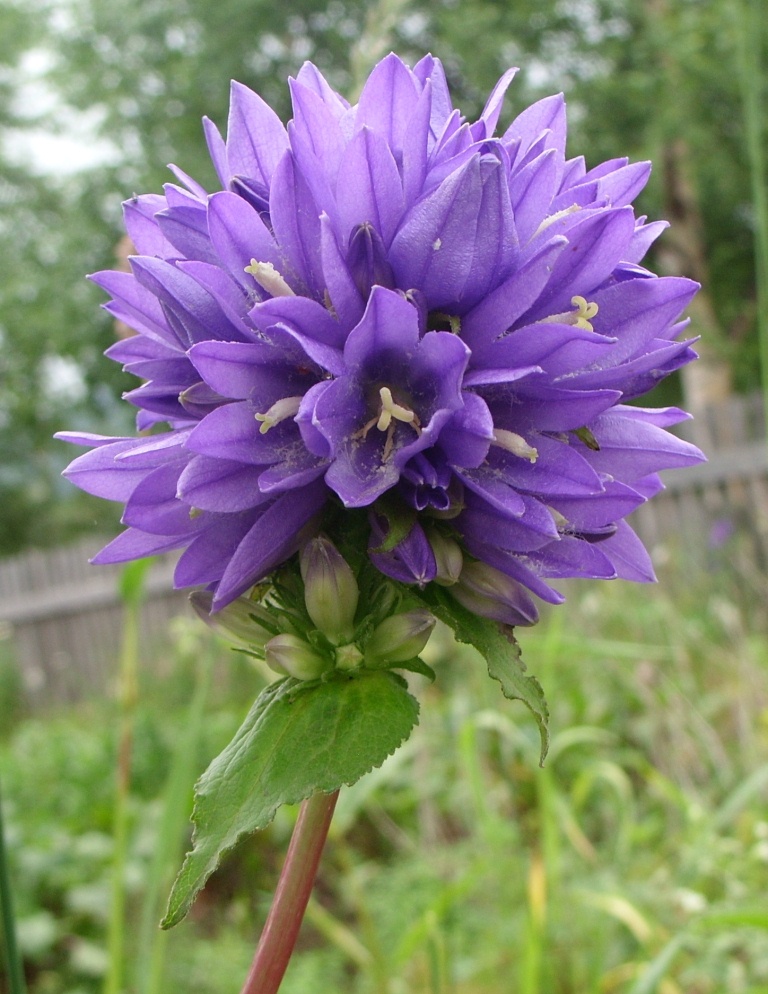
[298,537,436,676]
[194,532,539,681]
[193,536,439,681]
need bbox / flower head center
[375,386,419,432]
[354,385,422,461]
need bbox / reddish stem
[239,789,340,994]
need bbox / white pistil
[244,260,295,298]
[376,386,419,432]
[353,385,421,462]
[254,396,302,434]
[537,294,600,333]
[492,429,539,463]
[569,295,599,331]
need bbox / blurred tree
[0,0,762,555]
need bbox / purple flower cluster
[59,54,704,620]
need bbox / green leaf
[161,671,419,928]
[416,586,549,764]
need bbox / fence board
[0,538,188,705]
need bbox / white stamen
[532,203,581,239]
[244,260,295,298]
[492,429,539,463]
[255,396,302,434]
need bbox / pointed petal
[355,53,420,150]
[207,190,281,289]
[213,482,326,606]
[336,127,405,247]
[177,455,271,512]
[269,152,323,294]
[91,527,190,564]
[226,81,289,187]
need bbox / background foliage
[0,0,764,555]
[2,567,768,993]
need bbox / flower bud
[300,537,359,644]
[450,561,539,626]
[264,634,330,681]
[426,530,463,586]
[365,610,436,666]
[190,590,273,651]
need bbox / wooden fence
[632,393,768,577]
[1,393,766,707]
[0,544,188,706]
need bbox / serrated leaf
[162,671,419,928]
[416,586,549,763]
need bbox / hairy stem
[240,789,340,994]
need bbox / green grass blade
[136,650,213,994]
[0,778,27,994]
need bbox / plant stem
[240,789,340,994]
[0,777,27,994]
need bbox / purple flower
[58,53,705,613]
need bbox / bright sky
[3,45,120,176]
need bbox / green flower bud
[365,610,436,666]
[426,530,463,586]
[264,634,330,681]
[300,537,359,644]
[190,590,273,651]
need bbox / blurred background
[1,0,767,991]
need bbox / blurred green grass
[1,559,767,994]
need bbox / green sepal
[390,656,436,682]
[573,425,600,451]
[415,586,549,764]
[161,670,419,928]
[369,494,417,553]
